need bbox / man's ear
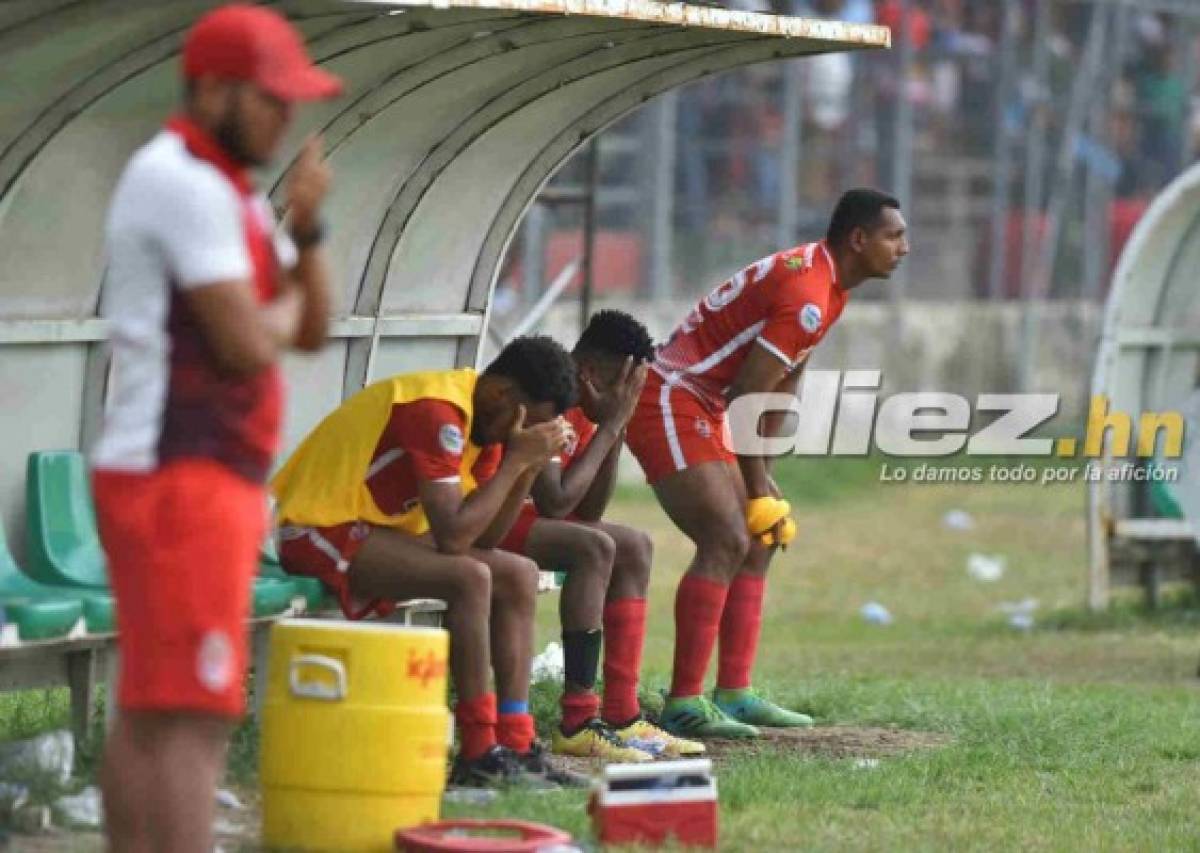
[849,226,867,253]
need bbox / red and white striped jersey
[652,241,847,412]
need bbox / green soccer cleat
[658,695,760,740]
[713,688,814,728]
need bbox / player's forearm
[738,454,774,500]
[572,440,621,522]
[534,423,621,518]
[475,467,539,549]
[257,288,305,356]
[289,244,332,352]
[435,458,530,553]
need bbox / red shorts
[498,503,540,554]
[276,520,396,621]
[93,460,266,717]
[625,370,734,485]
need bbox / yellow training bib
[270,369,485,536]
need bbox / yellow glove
[745,497,797,548]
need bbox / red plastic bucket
[395,819,572,852]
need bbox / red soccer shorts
[93,459,265,718]
[625,370,734,485]
[498,503,540,554]
[275,520,396,620]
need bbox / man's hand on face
[580,357,649,429]
[287,134,331,235]
[505,405,573,469]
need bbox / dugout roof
[1088,161,1200,607]
[0,0,887,552]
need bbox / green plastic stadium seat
[25,451,109,589]
[258,539,327,610]
[252,577,297,617]
[0,522,85,640]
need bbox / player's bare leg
[711,464,813,728]
[520,521,649,761]
[650,461,759,738]
[350,529,493,704]
[581,520,706,757]
[101,710,230,853]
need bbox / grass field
[455,456,1200,851]
[4,456,1200,850]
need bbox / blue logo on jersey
[800,303,823,334]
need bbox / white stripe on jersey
[755,336,793,368]
[681,319,766,379]
[365,447,406,479]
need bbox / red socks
[601,598,647,726]
[455,693,497,761]
[669,575,730,698]
[718,573,766,691]
[496,712,535,754]
[561,691,601,733]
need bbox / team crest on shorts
[799,303,823,334]
[438,423,464,455]
[197,629,234,693]
[694,418,712,438]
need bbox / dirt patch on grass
[552,725,951,777]
[704,725,951,760]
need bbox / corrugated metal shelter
[0,0,888,555]
[1088,162,1200,609]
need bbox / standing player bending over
[498,311,703,761]
[625,189,910,739]
[271,337,580,788]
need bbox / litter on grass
[966,553,1006,582]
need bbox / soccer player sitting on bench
[271,336,582,787]
[498,311,704,761]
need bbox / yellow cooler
[261,618,450,852]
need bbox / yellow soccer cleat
[613,716,706,758]
[552,718,654,763]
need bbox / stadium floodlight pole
[888,0,913,362]
[776,59,803,249]
[1017,0,1051,389]
[1082,2,1128,304]
[579,137,599,335]
[647,89,677,302]
[1019,4,1109,392]
[986,1,1020,303]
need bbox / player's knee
[493,552,539,607]
[628,528,654,572]
[701,523,750,568]
[575,528,616,580]
[447,556,491,609]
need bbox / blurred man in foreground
[91,5,341,850]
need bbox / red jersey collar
[817,239,843,292]
[164,114,254,196]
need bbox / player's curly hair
[484,335,578,414]
[574,309,655,363]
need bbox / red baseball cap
[183,4,342,101]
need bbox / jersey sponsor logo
[800,303,823,334]
[438,423,464,455]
